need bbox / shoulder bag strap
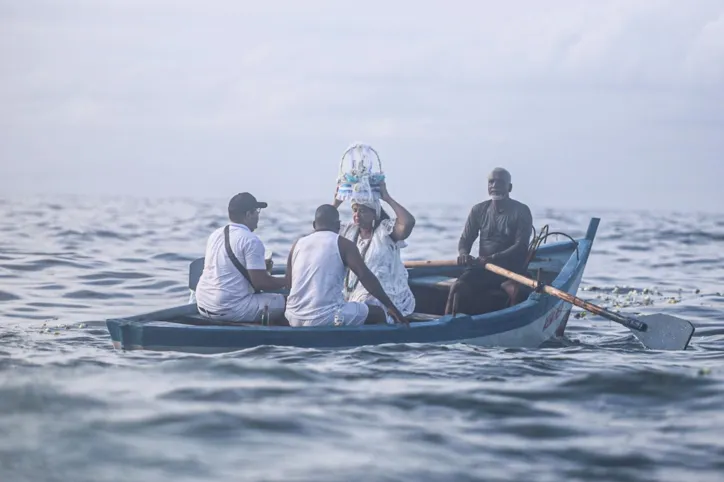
[224,225,260,293]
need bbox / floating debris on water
[573,282,702,315]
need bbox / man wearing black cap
[195,192,288,323]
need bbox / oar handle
[405,260,458,268]
[403,259,648,332]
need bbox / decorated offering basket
[335,142,385,201]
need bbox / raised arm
[337,236,408,325]
[379,181,415,241]
[332,186,343,208]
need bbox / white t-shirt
[195,223,267,315]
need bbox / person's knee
[365,305,388,324]
[450,279,471,297]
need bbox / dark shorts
[453,267,508,314]
[457,266,506,292]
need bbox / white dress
[340,218,416,322]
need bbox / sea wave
[1,195,723,482]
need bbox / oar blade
[632,314,695,351]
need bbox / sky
[1,0,723,212]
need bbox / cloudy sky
[1,0,723,212]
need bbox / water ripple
[0,195,723,482]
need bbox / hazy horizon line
[1,191,722,217]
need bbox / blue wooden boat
[105,218,601,354]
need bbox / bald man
[284,204,408,327]
[445,168,533,315]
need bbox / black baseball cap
[228,192,268,215]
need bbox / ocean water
[1,195,723,482]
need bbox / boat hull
[106,218,599,353]
[109,299,576,354]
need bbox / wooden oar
[404,259,695,351]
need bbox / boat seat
[408,275,457,289]
[408,312,441,321]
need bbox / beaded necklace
[344,227,374,294]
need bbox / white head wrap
[353,196,381,219]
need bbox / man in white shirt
[195,192,287,323]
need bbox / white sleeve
[240,236,267,270]
[377,218,395,236]
[377,218,407,249]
